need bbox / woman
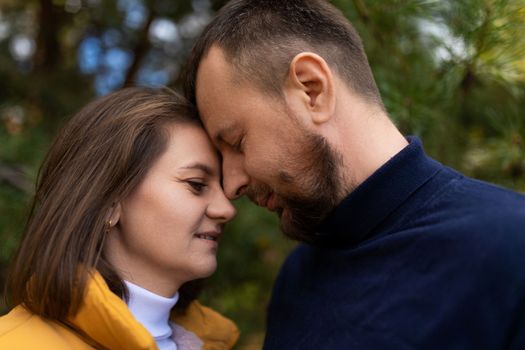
[0,87,239,349]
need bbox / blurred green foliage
[0,0,524,348]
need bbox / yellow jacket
[0,272,239,349]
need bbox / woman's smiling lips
[194,230,222,243]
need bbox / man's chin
[278,207,314,243]
[277,194,339,244]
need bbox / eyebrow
[180,163,215,176]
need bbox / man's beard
[247,132,344,244]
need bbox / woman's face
[105,123,236,296]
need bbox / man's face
[195,46,342,242]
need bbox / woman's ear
[284,52,336,125]
[107,203,122,228]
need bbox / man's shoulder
[440,174,525,211]
[421,174,525,233]
[397,176,525,284]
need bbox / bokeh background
[0,0,524,348]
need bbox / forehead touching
[161,123,221,176]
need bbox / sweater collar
[313,136,442,247]
[124,280,179,343]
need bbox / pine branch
[0,163,32,193]
[352,0,370,23]
[123,4,156,87]
[459,1,493,97]
[34,0,63,72]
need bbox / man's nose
[222,153,249,200]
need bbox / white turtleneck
[124,280,179,350]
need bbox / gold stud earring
[105,219,113,233]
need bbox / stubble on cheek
[276,132,345,243]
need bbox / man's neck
[329,94,408,195]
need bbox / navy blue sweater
[263,137,525,350]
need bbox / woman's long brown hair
[6,87,202,321]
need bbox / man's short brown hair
[185,0,382,106]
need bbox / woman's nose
[207,188,237,223]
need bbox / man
[185,0,525,349]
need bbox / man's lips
[257,192,277,211]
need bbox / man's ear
[107,203,122,228]
[284,52,335,125]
